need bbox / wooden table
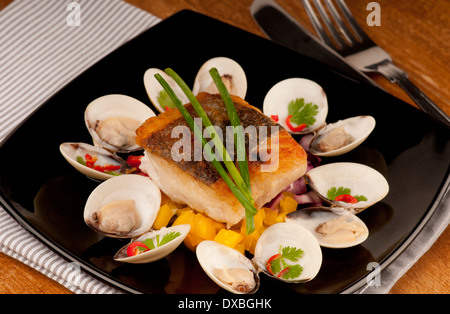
[0,0,448,294]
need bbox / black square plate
[0,10,449,294]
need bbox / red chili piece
[335,194,359,204]
[84,154,121,173]
[126,155,143,168]
[285,115,307,132]
[266,253,282,275]
[270,115,279,122]
[277,267,290,278]
[126,241,150,257]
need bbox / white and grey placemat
[0,0,160,294]
[0,0,448,295]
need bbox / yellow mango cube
[153,204,176,230]
[172,210,195,226]
[214,229,243,249]
[191,213,216,240]
[184,234,203,251]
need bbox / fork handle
[377,62,450,128]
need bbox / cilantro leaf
[354,195,368,202]
[281,246,304,262]
[141,231,181,250]
[157,90,176,109]
[158,231,181,246]
[287,98,319,127]
[327,186,352,200]
[142,238,155,250]
[281,264,303,280]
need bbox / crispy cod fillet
[136,92,307,227]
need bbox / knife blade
[250,0,377,87]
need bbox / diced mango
[184,233,204,251]
[172,210,195,226]
[263,207,286,226]
[214,229,243,249]
[153,204,176,230]
[191,213,216,240]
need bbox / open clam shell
[59,142,133,181]
[197,240,260,294]
[285,207,369,248]
[309,116,376,157]
[263,78,328,134]
[83,174,161,238]
[143,68,190,113]
[253,222,322,283]
[306,162,389,214]
[114,224,191,264]
[197,222,322,294]
[192,57,247,98]
[85,94,155,153]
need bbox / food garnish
[154,68,257,234]
[76,153,121,175]
[266,245,304,279]
[126,231,182,257]
[287,98,319,132]
[327,187,368,203]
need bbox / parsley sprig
[141,231,181,250]
[267,246,304,280]
[327,187,368,202]
[288,98,319,127]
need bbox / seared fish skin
[136,92,307,227]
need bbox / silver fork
[302,0,450,127]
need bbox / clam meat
[85,94,156,153]
[309,116,376,157]
[84,174,161,238]
[286,207,369,248]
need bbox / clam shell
[196,240,260,294]
[306,162,389,213]
[143,68,190,113]
[263,78,328,134]
[114,224,191,264]
[285,207,369,248]
[83,174,161,238]
[309,116,376,157]
[85,94,155,153]
[253,222,322,283]
[59,142,132,181]
[192,57,247,98]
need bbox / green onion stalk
[154,70,257,234]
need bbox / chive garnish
[154,71,256,234]
[209,67,254,234]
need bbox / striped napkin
[0,0,160,293]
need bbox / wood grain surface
[0,0,448,294]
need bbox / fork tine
[311,0,347,49]
[334,0,370,43]
[302,0,337,48]
[323,0,355,45]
